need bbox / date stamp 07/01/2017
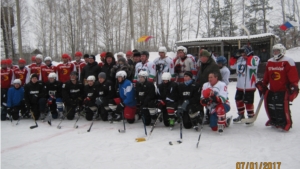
[236,162,281,169]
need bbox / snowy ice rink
[1,82,300,169]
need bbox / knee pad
[104,106,110,111]
[148,108,156,115]
[108,104,117,111]
[167,107,175,115]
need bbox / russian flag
[280,21,298,31]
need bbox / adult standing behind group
[80,55,102,85]
[101,52,116,84]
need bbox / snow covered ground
[1,82,300,169]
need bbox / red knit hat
[0,59,7,65]
[75,51,83,57]
[18,58,26,64]
[100,52,106,58]
[126,51,133,55]
[6,58,12,65]
[62,53,70,59]
[31,56,36,61]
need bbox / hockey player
[157,72,178,128]
[78,54,90,80]
[57,53,76,83]
[200,72,231,133]
[28,54,45,80]
[178,71,202,130]
[11,58,30,86]
[95,72,116,121]
[24,74,46,120]
[83,76,98,121]
[174,46,197,82]
[1,59,13,120]
[133,51,156,83]
[62,71,84,120]
[41,73,63,119]
[40,57,57,83]
[230,45,260,122]
[216,56,230,85]
[73,51,84,72]
[115,71,137,123]
[7,79,27,120]
[256,44,299,131]
[153,46,175,84]
[135,71,157,125]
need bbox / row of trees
[1,0,300,61]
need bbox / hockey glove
[83,97,91,106]
[47,97,53,105]
[95,97,103,106]
[288,84,299,102]
[181,100,189,111]
[255,81,268,95]
[200,98,212,106]
[210,95,221,104]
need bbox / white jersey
[133,61,156,83]
[230,55,260,91]
[153,56,175,84]
[201,81,229,110]
[174,56,196,82]
[220,66,230,85]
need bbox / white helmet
[44,56,52,62]
[158,46,167,54]
[117,52,124,57]
[87,75,96,82]
[138,71,148,77]
[273,44,286,60]
[177,46,187,54]
[48,72,57,79]
[13,79,21,85]
[36,54,43,60]
[116,70,127,79]
[162,72,172,81]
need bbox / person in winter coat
[80,55,102,85]
[7,79,27,120]
[83,76,98,121]
[24,74,46,120]
[101,52,116,84]
[114,71,137,123]
[135,71,157,125]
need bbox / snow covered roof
[176,33,276,44]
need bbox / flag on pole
[138,36,153,42]
[279,21,298,31]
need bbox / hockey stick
[56,116,65,129]
[169,107,183,145]
[118,110,126,133]
[196,113,207,148]
[29,110,38,129]
[47,107,52,126]
[241,94,264,124]
[73,106,83,128]
[136,111,162,142]
[87,110,97,132]
[141,109,148,136]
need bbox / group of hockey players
[0,43,299,133]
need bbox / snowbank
[285,47,300,62]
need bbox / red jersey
[28,63,45,80]
[8,65,19,71]
[1,68,13,89]
[12,67,30,85]
[56,62,76,83]
[41,64,57,83]
[263,56,299,92]
[73,60,84,72]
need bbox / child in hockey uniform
[62,71,84,120]
[178,71,202,130]
[230,45,260,122]
[115,71,137,123]
[200,72,231,133]
[7,79,27,120]
[216,56,230,85]
[83,76,98,121]
[156,72,179,128]
[256,44,299,131]
[135,71,157,125]
[94,72,116,121]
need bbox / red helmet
[6,58,12,65]
[31,56,36,61]
[75,51,83,57]
[18,58,26,64]
[62,53,70,59]
[0,59,7,65]
[100,52,106,58]
[202,88,214,98]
